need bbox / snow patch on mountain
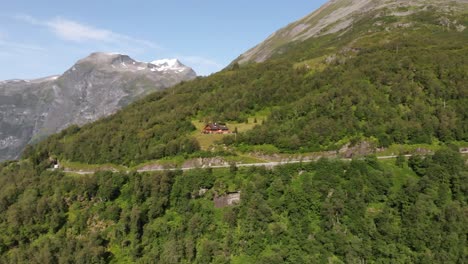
[0,52,197,161]
[150,59,186,72]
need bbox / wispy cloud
[0,39,45,53]
[47,18,115,42]
[13,14,160,49]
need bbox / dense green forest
[3,5,467,263]
[0,148,466,263]
[26,9,467,165]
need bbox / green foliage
[1,149,466,263]
[395,153,406,168]
[6,8,466,263]
[25,8,468,166]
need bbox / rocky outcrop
[181,157,228,169]
[339,141,376,158]
[0,52,196,161]
[236,0,468,64]
[214,192,241,208]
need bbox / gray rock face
[0,52,196,161]
[236,0,468,64]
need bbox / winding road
[62,151,468,175]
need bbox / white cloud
[179,55,223,76]
[46,18,114,42]
[13,14,160,49]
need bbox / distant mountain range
[0,52,196,161]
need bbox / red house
[203,123,230,134]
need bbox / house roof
[205,123,229,130]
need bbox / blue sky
[0,0,327,79]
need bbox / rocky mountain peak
[0,52,197,161]
[76,52,129,65]
[67,52,195,76]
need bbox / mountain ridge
[0,52,196,161]
[236,0,468,64]
[28,0,468,166]
[2,1,468,262]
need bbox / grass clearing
[224,155,268,164]
[62,171,89,177]
[294,55,329,75]
[132,156,187,170]
[377,143,443,156]
[191,110,270,150]
[60,160,127,172]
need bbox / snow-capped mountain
[73,52,195,75]
[0,52,196,161]
[150,59,187,73]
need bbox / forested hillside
[1,148,467,263]
[26,7,467,165]
[1,1,467,263]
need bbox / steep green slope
[231,21,468,151]
[1,149,466,263]
[27,5,468,166]
[236,0,468,64]
[2,3,468,263]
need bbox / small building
[203,123,230,134]
[49,157,60,170]
[214,191,241,208]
